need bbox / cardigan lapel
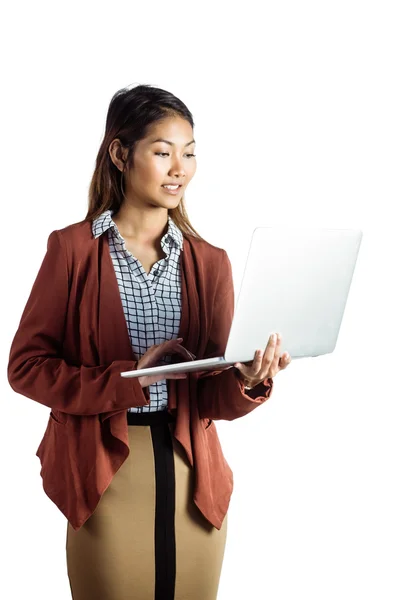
[97,232,136,365]
[166,236,201,468]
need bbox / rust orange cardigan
[7,219,274,531]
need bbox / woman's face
[112,116,197,210]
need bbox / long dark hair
[85,83,205,241]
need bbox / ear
[108,138,129,172]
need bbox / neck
[112,203,169,246]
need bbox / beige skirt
[66,410,228,600]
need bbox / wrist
[233,367,259,390]
[238,372,256,390]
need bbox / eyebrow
[150,138,196,147]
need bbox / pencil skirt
[66,410,228,600]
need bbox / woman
[7,83,291,600]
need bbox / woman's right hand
[137,338,196,388]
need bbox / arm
[7,230,149,416]
[197,249,274,421]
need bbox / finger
[271,333,282,370]
[156,338,181,349]
[146,370,188,385]
[234,348,262,377]
[167,372,188,379]
[164,339,193,355]
[251,348,264,377]
[273,333,282,358]
[177,346,196,360]
[162,337,184,347]
[168,346,196,361]
[262,333,278,365]
[279,352,291,368]
[256,333,279,377]
[151,338,184,360]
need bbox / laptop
[120,226,363,379]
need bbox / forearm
[7,352,150,415]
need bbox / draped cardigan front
[7,218,274,531]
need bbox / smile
[161,185,182,195]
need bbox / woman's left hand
[234,332,291,388]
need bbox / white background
[1,1,399,598]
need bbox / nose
[169,157,186,179]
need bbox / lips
[161,184,182,195]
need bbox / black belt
[126,409,176,426]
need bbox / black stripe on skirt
[127,409,177,600]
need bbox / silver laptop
[120,226,363,379]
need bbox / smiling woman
[106,115,198,226]
[7,82,275,600]
[86,84,203,245]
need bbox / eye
[154,153,196,158]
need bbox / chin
[159,195,182,207]
[149,198,181,209]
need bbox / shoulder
[47,219,96,254]
[41,220,98,277]
[57,218,94,242]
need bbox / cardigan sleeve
[7,230,150,416]
[197,248,274,421]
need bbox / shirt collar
[92,209,183,251]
